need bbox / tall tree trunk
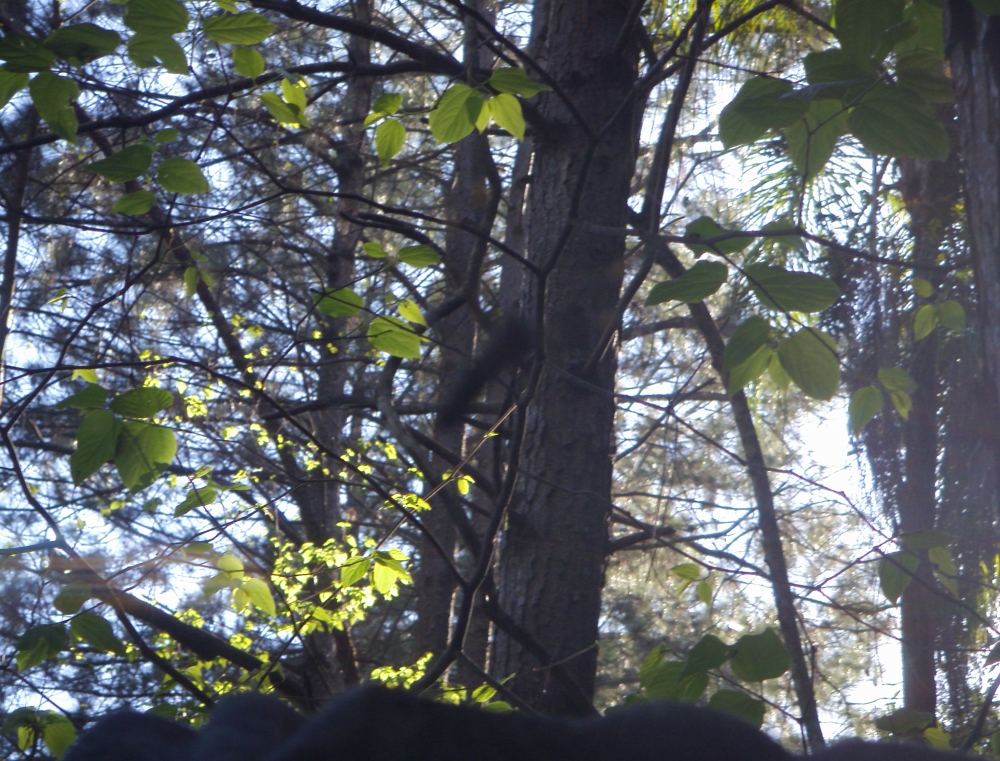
[493,0,638,715]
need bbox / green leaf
[671,562,701,581]
[363,241,386,258]
[339,557,371,587]
[722,316,771,372]
[398,244,441,268]
[803,47,877,85]
[785,99,849,179]
[488,92,525,140]
[40,713,75,759]
[768,351,792,392]
[375,118,405,165]
[44,24,121,66]
[878,366,917,393]
[696,580,712,604]
[157,158,210,194]
[16,624,67,671]
[848,85,949,160]
[317,287,363,317]
[113,190,157,215]
[428,84,483,144]
[744,264,841,313]
[85,145,154,183]
[127,33,188,74]
[683,216,751,256]
[53,582,92,615]
[398,298,426,326]
[900,529,955,550]
[218,553,244,576]
[261,90,305,127]
[0,70,27,107]
[173,486,216,516]
[203,12,274,44]
[912,277,934,298]
[889,389,912,420]
[929,545,958,596]
[897,66,954,103]
[368,316,422,359]
[875,707,935,734]
[730,628,791,682]
[924,727,951,750]
[124,0,190,36]
[488,67,550,97]
[284,78,307,115]
[896,2,945,59]
[109,387,173,418]
[73,368,99,383]
[71,410,121,484]
[939,300,965,333]
[29,72,79,141]
[638,644,668,688]
[848,386,883,435]
[183,267,199,296]
[834,0,906,62]
[708,690,767,728]
[0,34,56,72]
[681,634,732,677]
[914,303,938,339]
[718,77,805,148]
[645,261,727,305]
[645,660,708,702]
[55,383,108,411]
[233,47,265,78]
[776,329,841,400]
[373,92,403,116]
[372,557,401,595]
[728,345,773,397]
[115,420,177,492]
[155,128,178,144]
[240,577,276,616]
[71,613,126,655]
[879,550,920,604]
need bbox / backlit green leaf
[718,77,802,148]
[709,690,767,728]
[914,303,938,339]
[848,85,949,160]
[375,118,405,165]
[40,713,75,758]
[85,145,154,183]
[428,84,483,144]
[398,298,426,325]
[16,624,67,671]
[744,264,841,313]
[849,386,882,435]
[127,33,188,74]
[776,328,841,400]
[157,158,210,194]
[233,47,265,78]
[939,300,965,333]
[44,24,121,66]
[174,486,217,516]
[115,420,177,492]
[113,190,157,215]
[71,409,121,484]
[29,72,79,141]
[683,216,751,256]
[722,316,771,371]
[879,550,920,604]
[878,366,917,393]
[124,0,190,36]
[109,387,173,418]
[368,316,422,359]
[53,581,92,615]
[0,34,56,72]
[912,277,934,298]
[339,557,371,587]
[901,529,955,550]
[645,261,727,304]
[889,389,912,419]
[834,0,905,62]
[71,612,126,655]
[203,12,274,44]
[785,99,849,179]
[681,634,732,677]
[55,383,108,411]
[240,577,276,616]
[488,92,525,140]
[0,70,28,107]
[261,91,301,125]
[399,245,441,268]
[728,345,773,396]
[730,628,791,681]
[489,67,550,97]
[317,287,363,317]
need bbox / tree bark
[493,0,639,715]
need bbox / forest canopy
[2,0,1000,757]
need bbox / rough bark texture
[492,0,639,715]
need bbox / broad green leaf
[233,586,249,611]
[127,33,188,74]
[113,190,156,215]
[398,298,426,325]
[339,557,371,587]
[363,241,386,258]
[681,634,732,677]
[708,690,767,728]
[233,47,265,78]
[914,303,938,339]
[645,660,708,702]
[368,316,422,359]
[488,92,525,140]
[218,553,244,576]
[696,580,712,604]
[203,13,274,44]
[722,316,771,372]
[897,1,945,59]
[929,545,958,596]
[29,72,79,141]
[897,66,954,103]
[939,300,965,333]
[671,562,701,581]
[803,48,877,85]
[834,0,906,62]
[849,386,882,435]
[240,577,276,616]
[475,97,493,132]
[157,158,210,194]
[848,85,949,160]
[785,99,849,179]
[776,329,841,400]
[115,420,177,492]
[372,92,403,116]
[889,389,912,420]
[154,128,178,144]
[900,529,955,550]
[71,409,121,484]
[879,550,920,604]
[40,713,75,758]
[877,366,916,393]
[875,707,935,734]
[16,624,67,671]
[645,261,727,304]
[924,727,951,750]
[184,266,199,294]
[55,383,108,411]
[85,145,154,183]
[638,644,668,688]
[0,70,28,107]
[73,368,99,383]
[124,0,190,36]
[71,613,126,655]
[0,34,56,72]
[53,581,92,614]
[728,344,773,396]
[372,558,401,595]
[399,244,441,267]
[428,84,483,144]
[760,218,805,251]
[744,264,841,313]
[730,628,791,682]
[44,24,121,66]
[173,486,216,516]
[317,287,364,317]
[683,216,751,256]
[718,77,803,148]
[489,67,550,97]
[261,89,308,127]
[374,118,405,165]
[109,387,173,417]
[912,277,934,298]
[768,351,792,391]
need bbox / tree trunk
[493,0,638,715]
